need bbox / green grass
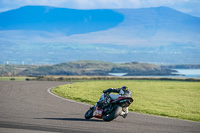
[52,80,200,122]
[0,76,35,81]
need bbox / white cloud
[0,0,200,17]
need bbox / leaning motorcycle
[84,92,133,121]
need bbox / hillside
[0,6,200,64]
[0,6,124,35]
[0,61,175,76]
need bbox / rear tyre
[103,106,122,122]
[84,108,94,119]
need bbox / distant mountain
[0,6,123,35]
[0,6,199,64]
[116,7,200,32]
[73,6,200,45]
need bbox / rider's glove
[103,88,113,93]
[103,90,107,93]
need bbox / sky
[0,0,200,17]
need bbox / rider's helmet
[121,86,128,90]
[119,86,128,95]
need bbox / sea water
[173,69,200,78]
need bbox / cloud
[0,0,200,17]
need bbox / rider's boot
[122,107,128,118]
[123,113,128,118]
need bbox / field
[0,76,35,81]
[52,80,200,122]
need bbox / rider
[94,86,131,118]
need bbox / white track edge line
[47,87,91,106]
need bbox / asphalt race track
[0,81,200,133]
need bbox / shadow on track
[35,118,102,122]
[0,120,77,133]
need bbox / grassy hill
[0,6,123,35]
[0,60,175,76]
[1,6,200,64]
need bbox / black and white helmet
[119,86,131,97]
[121,86,128,90]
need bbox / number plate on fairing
[93,109,103,118]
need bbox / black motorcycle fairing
[103,104,114,114]
[117,98,133,107]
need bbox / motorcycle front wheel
[84,108,94,119]
[103,105,122,122]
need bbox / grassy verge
[0,76,35,81]
[52,80,200,122]
[28,75,200,81]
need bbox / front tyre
[103,106,122,122]
[85,108,93,119]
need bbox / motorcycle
[84,92,133,121]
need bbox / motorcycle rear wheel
[85,108,93,119]
[103,105,122,122]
